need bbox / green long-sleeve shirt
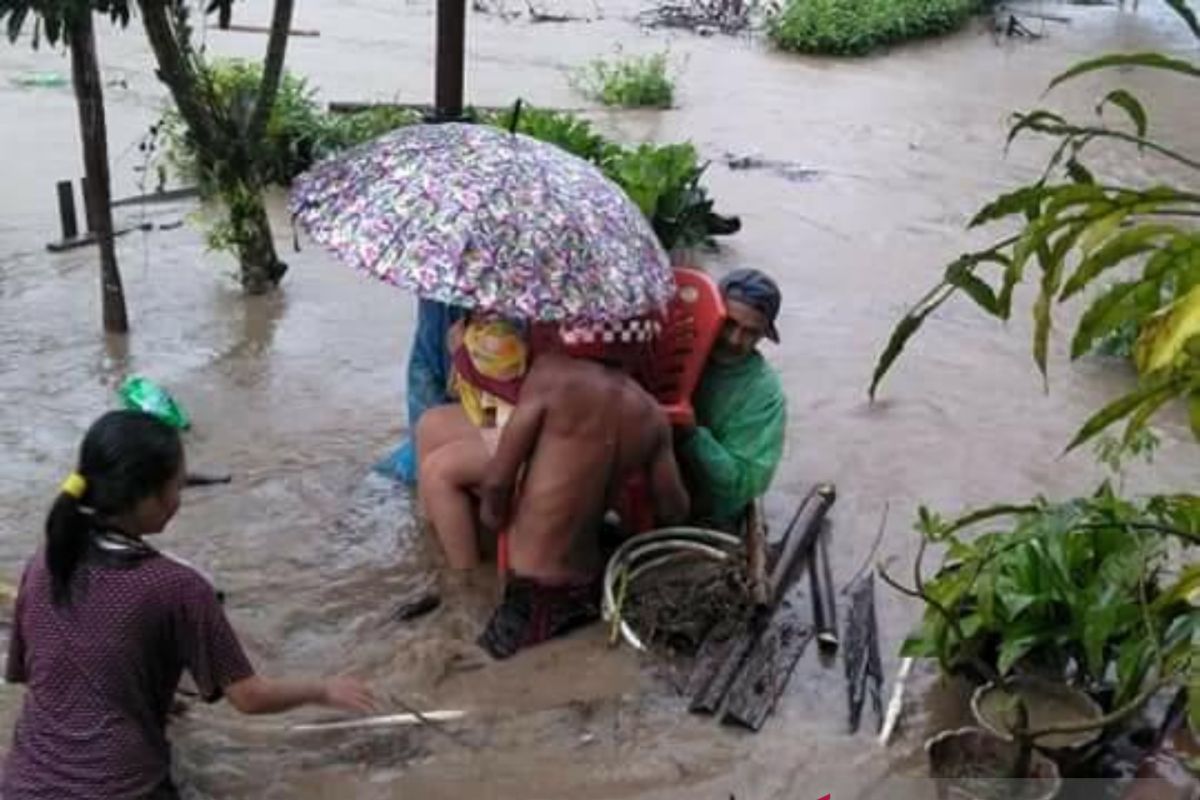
[677,352,786,525]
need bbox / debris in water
[724,153,822,183]
[10,72,67,88]
[639,0,754,34]
[394,591,441,622]
[843,571,884,734]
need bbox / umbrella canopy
[290,122,674,323]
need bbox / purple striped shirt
[2,549,254,799]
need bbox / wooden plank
[688,485,836,717]
[222,23,321,37]
[111,186,200,208]
[721,592,815,731]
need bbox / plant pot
[971,677,1105,754]
[926,727,1063,800]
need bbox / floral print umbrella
[290,122,674,323]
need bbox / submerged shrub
[767,0,980,56]
[574,52,675,108]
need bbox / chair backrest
[642,266,726,421]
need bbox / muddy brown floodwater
[0,0,1196,797]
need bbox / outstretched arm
[479,398,546,531]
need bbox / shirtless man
[476,352,690,658]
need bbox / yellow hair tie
[60,473,87,500]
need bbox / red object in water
[640,266,726,426]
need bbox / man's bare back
[480,353,689,583]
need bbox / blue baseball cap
[719,268,781,343]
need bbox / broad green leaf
[1082,598,1118,679]
[1061,224,1177,300]
[1115,635,1153,707]
[869,286,953,400]
[1153,564,1200,613]
[1002,592,1040,621]
[1048,53,1200,92]
[1066,371,1189,451]
[1133,285,1200,374]
[997,634,1041,675]
[1097,89,1149,138]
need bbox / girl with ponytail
[3,411,376,799]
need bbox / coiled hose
[602,527,743,651]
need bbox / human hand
[479,483,511,532]
[321,676,377,714]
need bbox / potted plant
[881,485,1198,796]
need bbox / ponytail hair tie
[60,472,87,500]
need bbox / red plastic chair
[639,267,726,426]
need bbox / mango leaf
[1078,209,1130,257]
[1066,370,1190,451]
[1007,110,1068,148]
[870,286,953,400]
[1048,53,1200,92]
[5,5,28,42]
[1061,224,1177,300]
[997,634,1041,675]
[970,185,1046,228]
[1042,183,1110,219]
[1133,285,1200,374]
[1070,280,1160,359]
[945,261,1001,316]
[1162,0,1200,40]
[1065,158,1094,185]
[1097,89,1148,139]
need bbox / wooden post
[434,0,466,121]
[68,10,128,333]
[56,181,79,241]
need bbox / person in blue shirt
[374,299,466,485]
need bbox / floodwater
[0,0,1196,797]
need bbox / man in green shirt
[676,269,787,527]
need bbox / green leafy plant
[892,487,1196,712]
[607,143,715,252]
[766,0,979,56]
[486,105,736,252]
[870,4,1200,449]
[158,60,323,190]
[573,51,675,109]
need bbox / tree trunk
[69,11,129,333]
[232,191,287,295]
[139,0,294,294]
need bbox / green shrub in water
[574,52,674,109]
[767,0,980,56]
[158,60,421,191]
[487,106,731,252]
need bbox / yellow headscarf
[452,319,528,427]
